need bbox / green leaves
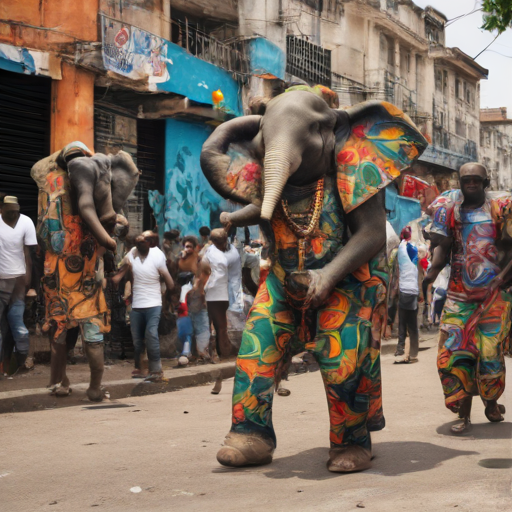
[482,0,512,34]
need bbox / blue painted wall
[156,43,243,116]
[149,119,228,240]
[247,38,285,79]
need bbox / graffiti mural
[101,15,171,87]
[149,119,227,240]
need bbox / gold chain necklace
[281,178,325,272]
[281,177,325,238]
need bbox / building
[480,108,512,191]
[274,0,487,198]
[0,0,285,235]
[0,0,489,234]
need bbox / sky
[413,0,512,114]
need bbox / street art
[101,15,171,87]
[149,119,226,240]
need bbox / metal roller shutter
[0,69,51,222]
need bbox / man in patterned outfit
[425,163,512,434]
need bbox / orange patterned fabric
[36,166,110,340]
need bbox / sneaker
[144,371,164,383]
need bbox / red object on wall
[401,175,439,211]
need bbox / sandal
[450,417,471,434]
[131,369,146,379]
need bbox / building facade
[0,0,490,235]
[480,108,512,191]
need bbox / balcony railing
[286,35,332,87]
[171,19,250,76]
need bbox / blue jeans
[7,299,30,355]
[189,309,210,356]
[130,306,162,373]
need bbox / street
[0,334,511,512]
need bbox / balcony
[286,35,332,87]
[170,18,250,76]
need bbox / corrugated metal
[137,119,164,231]
[0,69,51,221]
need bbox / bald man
[424,163,512,434]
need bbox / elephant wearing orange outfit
[200,88,428,472]
[31,142,139,401]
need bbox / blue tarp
[386,185,422,235]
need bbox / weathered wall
[50,63,95,152]
[480,121,512,190]
[0,0,99,49]
[99,0,171,40]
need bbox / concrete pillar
[50,62,95,152]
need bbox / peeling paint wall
[0,0,99,49]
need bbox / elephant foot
[217,433,275,468]
[86,386,105,402]
[49,383,72,397]
[485,401,505,423]
[327,445,372,473]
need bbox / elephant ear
[335,101,428,214]
[201,115,263,207]
[224,144,263,205]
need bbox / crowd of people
[1,161,511,436]
[0,191,266,383]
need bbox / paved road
[0,334,510,512]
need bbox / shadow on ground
[212,442,477,480]
[436,420,512,440]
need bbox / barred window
[286,35,332,87]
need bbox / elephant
[31,142,140,401]
[200,88,428,472]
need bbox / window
[443,70,448,93]
[435,69,443,91]
[455,79,461,99]
[286,36,332,87]
[455,118,465,137]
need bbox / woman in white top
[202,229,241,358]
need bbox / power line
[474,33,501,59]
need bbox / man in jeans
[0,195,37,375]
[116,232,174,380]
[394,226,419,364]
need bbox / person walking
[0,195,37,375]
[424,163,512,434]
[394,225,419,363]
[115,232,174,380]
[201,229,241,360]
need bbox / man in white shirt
[202,229,241,359]
[0,195,38,374]
[115,232,174,380]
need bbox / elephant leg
[217,273,297,467]
[81,322,105,402]
[49,327,70,395]
[310,289,378,473]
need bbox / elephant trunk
[260,143,298,221]
[77,192,117,251]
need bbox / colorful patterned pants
[438,293,512,412]
[230,272,386,450]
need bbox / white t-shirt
[0,214,37,279]
[204,244,241,303]
[127,247,167,308]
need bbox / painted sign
[0,43,61,79]
[100,15,242,116]
[101,16,172,87]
